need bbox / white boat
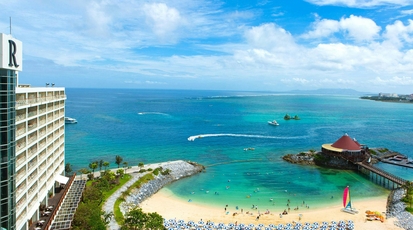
[268,120,279,126]
[65,117,77,124]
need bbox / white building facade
[0,33,66,230]
[15,86,66,230]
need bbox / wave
[187,133,308,141]
[138,112,170,116]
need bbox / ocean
[64,88,413,211]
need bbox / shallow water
[65,89,413,211]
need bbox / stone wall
[120,160,204,214]
[386,188,413,230]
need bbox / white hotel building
[1,33,67,230]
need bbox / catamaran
[341,186,359,214]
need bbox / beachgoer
[241,209,243,213]
[236,206,238,210]
[279,213,282,218]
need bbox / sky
[1,0,413,93]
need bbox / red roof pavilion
[331,133,361,151]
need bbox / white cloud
[339,15,381,41]
[302,18,340,39]
[143,3,184,40]
[370,76,413,85]
[305,0,413,7]
[244,23,297,51]
[85,1,112,36]
[383,19,413,48]
[401,9,413,15]
[303,15,381,42]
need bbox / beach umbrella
[248,223,255,228]
[228,223,234,227]
[265,228,271,230]
[258,224,264,227]
[239,224,245,227]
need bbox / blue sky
[1,0,413,93]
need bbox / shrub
[298,152,306,156]
[139,169,146,173]
[152,168,161,176]
[161,169,171,175]
[147,168,153,171]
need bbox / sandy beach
[141,188,403,230]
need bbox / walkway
[357,161,407,185]
[103,172,144,230]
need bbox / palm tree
[99,160,104,172]
[89,162,98,175]
[138,162,144,170]
[65,163,73,176]
[103,161,110,170]
[78,168,90,180]
[123,161,128,174]
[115,155,123,168]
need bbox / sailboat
[341,186,359,214]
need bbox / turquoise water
[65,89,413,212]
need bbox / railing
[357,161,407,185]
[44,173,76,230]
[15,95,67,107]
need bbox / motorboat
[65,117,77,124]
[268,120,279,126]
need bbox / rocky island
[283,147,402,169]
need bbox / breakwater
[387,188,413,230]
[121,160,204,213]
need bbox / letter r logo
[8,40,19,68]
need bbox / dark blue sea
[64,88,413,211]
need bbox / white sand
[141,188,403,230]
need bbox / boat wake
[187,133,306,141]
[138,112,170,116]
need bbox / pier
[356,161,407,189]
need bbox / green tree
[89,162,98,174]
[115,155,123,168]
[145,212,164,230]
[103,171,116,183]
[121,208,147,230]
[138,162,144,170]
[121,208,165,230]
[65,163,73,176]
[102,212,114,226]
[78,168,90,180]
[103,161,110,171]
[402,181,413,208]
[116,169,124,178]
[99,160,104,172]
[123,161,128,174]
